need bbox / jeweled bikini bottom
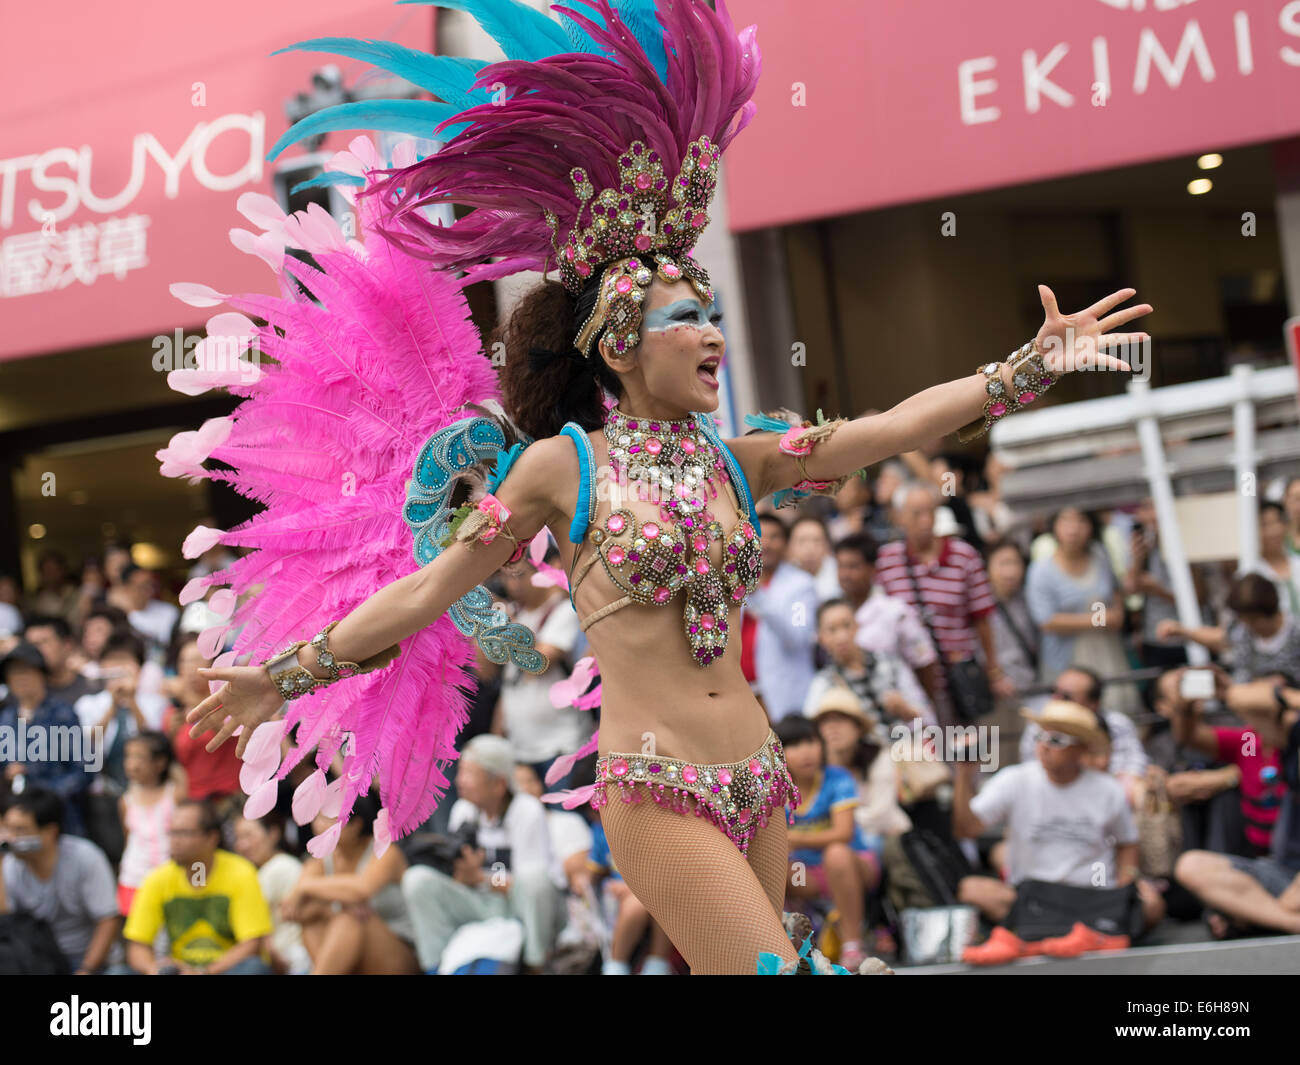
[591,729,801,855]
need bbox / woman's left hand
[1034,285,1152,376]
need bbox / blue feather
[611,0,669,82]
[743,412,793,435]
[485,441,527,493]
[273,39,489,111]
[397,0,573,61]
[290,171,366,196]
[266,100,460,162]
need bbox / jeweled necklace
[599,405,762,665]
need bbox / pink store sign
[724,0,1300,230]
[0,0,431,363]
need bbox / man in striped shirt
[874,483,1006,727]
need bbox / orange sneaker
[961,926,1028,966]
[1039,922,1130,959]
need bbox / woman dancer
[175,0,1151,973]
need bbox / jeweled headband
[549,134,720,358]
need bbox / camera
[405,824,478,877]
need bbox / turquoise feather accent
[485,441,526,493]
[268,0,673,163]
[291,171,366,196]
[399,0,573,61]
[756,933,851,974]
[266,100,460,163]
[404,417,545,673]
[742,412,793,434]
[273,39,490,112]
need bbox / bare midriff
[548,429,770,766]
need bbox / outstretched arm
[734,286,1150,501]
[187,436,575,754]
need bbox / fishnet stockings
[599,792,799,974]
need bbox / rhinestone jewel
[599,406,764,667]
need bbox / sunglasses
[1038,731,1079,749]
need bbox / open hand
[188,664,285,757]
[1035,285,1152,376]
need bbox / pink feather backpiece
[159,136,499,853]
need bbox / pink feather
[542,784,598,810]
[159,141,500,851]
[544,729,600,787]
[243,779,279,820]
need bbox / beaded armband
[956,340,1061,443]
[261,620,402,701]
[443,493,532,564]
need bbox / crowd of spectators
[3,457,1300,973]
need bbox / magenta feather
[358,0,761,277]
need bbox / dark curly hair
[495,275,626,440]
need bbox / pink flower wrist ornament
[777,417,850,503]
[449,492,531,562]
[957,340,1061,443]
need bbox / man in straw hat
[951,700,1164,964]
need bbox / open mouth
[697,358,720,389]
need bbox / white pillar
[1232,363,1260,573]
[1130,378,1210,666]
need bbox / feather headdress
[269,0,762,356]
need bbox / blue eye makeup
[643,298,723,332]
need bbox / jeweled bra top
[563,410,763,666]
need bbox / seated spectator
[162,633,241,817]
[513,763,593,877]
[1159,574,1300,684]
[834,535,939,707]
[0,789,121,973]
[284,792,417,974]
[808,686,910,839]
[570,812,675,975]
[402,735,564,973]
[23,615,100,706]
[1020,667,1148,806]
[122,799,272,974]
[117,731,184,917]
[233,811,309,974]
[1142,668,1250,860]
[776,714,881,974]
[954,701,1162,954]
[1166,667,1282,857]
[1174,677,1300,936]
[788,515,841,602]
[806,599,929,726]
[0,642,91,838]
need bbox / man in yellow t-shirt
[123,800,272,974]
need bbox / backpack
[0,913,72,975]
